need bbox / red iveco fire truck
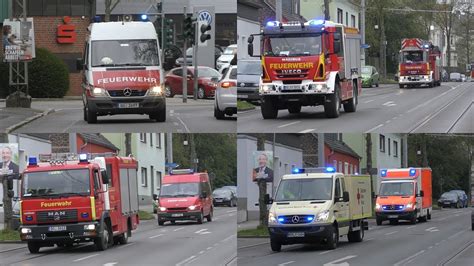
[19,153,139,253]
[247,20,362,119]
[398,38,441,88]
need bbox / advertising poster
[252,151,273,182]
[2,18,36,62]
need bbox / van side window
[335,178,341,198]
[341,178,346,193]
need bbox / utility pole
[193,15,199,101]
[189,134,197,171]
[361,0,366,66]
[182,6,188,103]
[324,0,330,20]
[276,0,283,21]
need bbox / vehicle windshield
[160,182,199,197]
[361,67,372,75]
[400,51,426,63]
[237,61,261,75]
[263,35,322,57]
[213,189,231,197]
[197,68,221,78]
[23,169,90,197]
[223,46,237,55]
[379,182,414,196]
[440,192,457,199]
[275,178,332,201]
[92,39,160,67]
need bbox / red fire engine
[19,153,139,253]
[398,38,441,88]
[247,20,362,119]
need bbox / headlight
[159,207,167,212]
[405,203,413,209]
[21,228,31,234]
[375,203,381,210]
[84,224,95,231]
[268,212,277,224]
[205,81,217,87]
[147,85,163,96]
[188,205,197,211]
[316,210,330,222]
[260,84,272,93]
[91,87,108,97]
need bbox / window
[26,0,91,16]
[345,12,348,26]
[156,171,162,190]
[140,133,146,143]
[156,134,162,148]
[344,162,349,174]
[141,167,147,187]
[351,15,356,27]
[335,178,342,198]
[150,133,153,147]
[388,138,391,156]
[338,161,342,173]
[333,160,337,170]
[393,141,399,157]
[43,0,57,15]
[337,8,343,24]
[380,135,386,152]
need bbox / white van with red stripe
[77,21,166,123]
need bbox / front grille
[108,89,147,97]
[382,205,404,211]
[282,80,302,85]
[167,207,187,212]
[278,215,314,224]
[37,209,78,223]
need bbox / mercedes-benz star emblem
[240,83,245,87]
[291,216,300,224]
[123,88,132,97]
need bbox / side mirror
[248,35,254,44]
[264,193,273,204]
[343,191,350,202]
[419,190,424,197]
[372,192,377,199]
[248,43,254,57]
[76,58,84,71]
[101,170,109,185]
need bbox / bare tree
[125,133,132,156]
[365,134,374,203]
[324,0,330,20]
[434,0,457,69]
[105,0,121,22]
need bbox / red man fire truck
[19,153,139,253]
[398,38,441,88]
[247,20,362,119]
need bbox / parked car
[237,59,261,103]
[449,190,468,208]
[175,47,193,67]
[221,185,237,195]
[361,65,379,87]
[212,188,237,207]
[216,44,237,73]
[214,65,237,119]
[449,72,462,82]
[438,192,462,208]
[165,66,221,99]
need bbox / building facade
[300,0,360,28]
[237,0,261,60]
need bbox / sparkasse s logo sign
[57,16,77,44]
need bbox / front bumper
[157,211,202,221]
[216,88,237,114]
[213,199,231,206]
[237,88,260,101]
[268,223,333,244]
[20,222,98,244]
[399,75,432,85]
[376,210,415,220]
[86,95,165,116]
[438,201,456,207]
[259,81,333,96]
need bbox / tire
[86,104,97,124]
[95,223,110,251]
[150,103,166,122]
[206,208,213,222]
[287,103,302,114]
[117,231,129,245]
[165,84,174,98]
[343,82,357,113]
[410,213,417,224]
[399,84,404,89]
[270,238,281,252]
[261,97,278,119]
[347,225,364,242]
[428,81,434,88]
[214,104,225,119]
[27,242,40,254]
[324,82,341,118]
[427,210,431,220]
[376,217,383,225]
[198,87,206,99]
[83,107,87,121]
[376,82,379,87]
[197,212,204,224]
[472,222,474,231]
[326,225,339,250]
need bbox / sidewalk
[238,219,260,231]
[0,107,53,133]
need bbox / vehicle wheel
[410,213,417,224]
[197,212,204,224]
[376,82,379,87]
[206,208,213,222]
[95,223,110,251]
[83,107,87,121]
[399,84,404,89]
[456,202,461,209]
[165,85,174,98]
[214,104,225,119]
[270,238,281,252]
[324,82,341,118]
[427,210,431,220]
[261,97,278,119]
[376,217,383,225]
[419,215,427,222]
[198,87,206,99]
[347,225,364,242]
[326,225,339,250]
[428,81,434,88]
[117,231,129,245]
[150,103,166,122]
[472,222,474,231]
[343,82,357,113]
[86,105,97,124]
[170,220,176,225]
[158,220,165,226]
[288,103,302,114]
[27,242,41,254]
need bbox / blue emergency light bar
[170,169,195,175]
[409,168,417,176]
[266,21,280,27]
[28,157,37,166]
[381,169,387,177]
[292,168,304,174]
[291,167,336,174]
[79,154,88,163]
[307,19,325,26]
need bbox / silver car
[214,65,237,119]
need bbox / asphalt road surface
[0,207,237,266]
[237,207,473,266]
[12,97,236,133]
[237,82,473,133]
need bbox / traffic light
[164,18,174,47]
[183,15,196,44]
[200,23,211,43]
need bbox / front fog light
[188,205,197,211]
[84,224,95,231]
[21,228,31,234]
[148,85,163,96]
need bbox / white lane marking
[384,231,398,236]
[198,250,205,254]
[174,227,185,232]
[365,123,384,133]
[103,263,117,266]
[195,229,208,234]
[206,246,213,250]
[170,110,175,114]
[278,121,301,128]
[200,231,211,235]
[117,242,136,249]
[447,230,464,240]
[176,255,196,266]
[323,255,357,266]
[407,226,416,229]
[226,210,237,213]
[299,128,315,133]
[73,253,100,262]
[160,229,168,232]
[318,250,334,255]
[425,227,439,232]
[149,233,164,239]
[176,116,190,133]
[278,261,295,266]
[366,238,374,241]
[382,101,397,107]
[221,234,236,242]
[363,100,375,103]
[394,250,425,266]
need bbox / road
[0,207,237,266]
[237,82,473,133]
[9,97,236,133]
[238,207,473,266]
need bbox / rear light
[220,81,236,89]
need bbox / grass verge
[237,100,256,111]
[0,229,20,241]
[238,225,269,237]
[138,210,155,220]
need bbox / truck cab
[266,167,371,252]
[19,154,139,253]
[77,21,166,123]
[156,169,213,225]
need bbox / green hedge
[0,48,69,98]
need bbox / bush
[0,48,69,98]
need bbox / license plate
[287,232,305,238]
[284,85,301,90]
[388,215,398,219]
[118,102,139,108]
[48,226,67,232]
[238,94,248,98]
[215,199,223,202]
[171,213,184,217]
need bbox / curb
[238,107,256,112]
[0,240,23,244]
[4,108,55,133]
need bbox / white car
[216,44,237,74]
[214,65,237,119]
